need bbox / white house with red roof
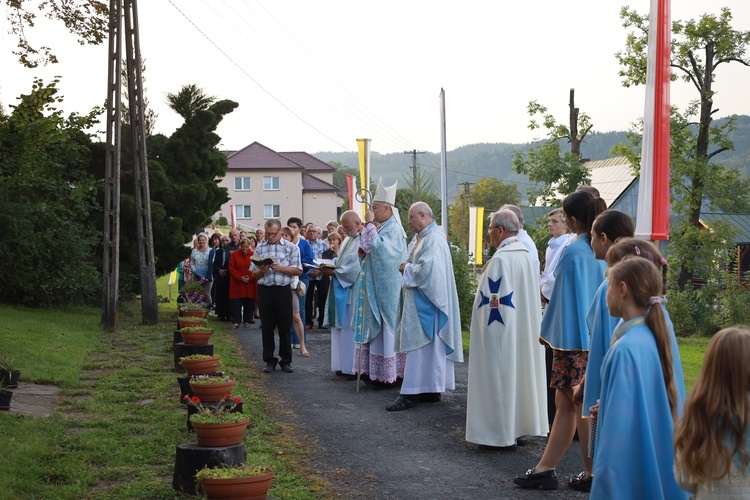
[216,142,343,231]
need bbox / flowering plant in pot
[196,464,274,499]
[189,375,235,402]
[187,395,249,447]
[180,354,220,376]
[184,393,243,431]
[180,326,214,345]
[177,302,208,318]
[178,282,207,308]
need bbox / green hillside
[315,115,750,203]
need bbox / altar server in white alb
[321,210,363,377]
[466,209,548,446]
[387,202,464,411]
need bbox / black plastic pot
[0,389,12,410]
[0,369,19,389]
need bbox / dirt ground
[234,324,590,499]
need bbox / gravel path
[234,324,589,499]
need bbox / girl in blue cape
[590,257,688,499]
[515,190,606,491]
[674,326,750,498]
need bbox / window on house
[234,176,251,191]
[263,176,280,191]
[264,204,280,218]
[236,205,252,218]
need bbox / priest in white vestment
[321,210,362,376]
[466,209,548,446]
[388,202,464,411]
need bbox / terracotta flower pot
[181,330,213,345]
[199,471,274,499]
[189,380,235,402]
[192,418,249,447]
[178,317,207,329]
[180,309,208,318]
[182,356,220,376]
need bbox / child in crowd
[589,257,688,499]
[674,326,750,498]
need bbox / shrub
[216,216,228,226]
[451,246,477,329]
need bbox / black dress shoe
[385,395,417,411]
[568,471,592,492]
[262,361,276,373]
[279,363,294,373]
[513,468,558,490]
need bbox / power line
[168,0,353,152]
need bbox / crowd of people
[178,180,750,498]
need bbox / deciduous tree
[512,89,593,205]
[616,6,750,290]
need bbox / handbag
[295,280,307,297]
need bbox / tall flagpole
[439,89,448,234]
[635,0,671,241]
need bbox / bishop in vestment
[388,202,463,411]
[351,180,408,383]
[466,209,548,446]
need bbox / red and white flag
[635,0,671,241]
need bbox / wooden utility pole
[103,0,159,328]
[403,149,427,203]
[102,0,123,330]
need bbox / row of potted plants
[174,292,275,498]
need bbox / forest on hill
[315,114,750,203]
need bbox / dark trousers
[305,276,329,327]
[259,285,293,364]
[214,275,230,320]
[231,297,254,325]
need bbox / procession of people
[179,178,748,498]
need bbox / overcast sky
[2,0,750,155]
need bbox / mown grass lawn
[0,276,325,499]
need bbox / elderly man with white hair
[466,209,548,447]
[388,201,464,411]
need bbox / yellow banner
[356,138,370,218]
[469,206,485,266]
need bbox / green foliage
[217,215,229,226]
[448,178,520,249]
[714,277,750,327]
[667,273,750,337]
[451,247,477,330]
[113,86,238,293]
[666,288,718,337]
[6,0,108,68]
[512,97,593,205]
[165,83,217,121]
[0,77,101,306]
